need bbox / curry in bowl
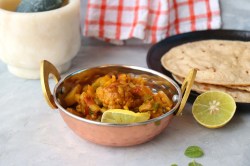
[61,72,174,122]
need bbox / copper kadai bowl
[40,60,196,147]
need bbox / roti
[224,85,250,92]
[172,74,250,103]
[161,40,250,85]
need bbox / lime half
[101,109,150,124]
[192,91,236,128]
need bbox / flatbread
[225,85,250,92]
[172,74,250,103]
[161,40,250,85]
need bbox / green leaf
[154,120,161,126]
[171,164,178,166]
[184,146,204,158]
[153,102,159,111]
[188,160,203,166]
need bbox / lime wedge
[101,109,150,124]
[192,91,236,128]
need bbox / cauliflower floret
[96,82,143,109]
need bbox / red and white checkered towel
[83,0,221,44]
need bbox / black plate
[147,30,250,111]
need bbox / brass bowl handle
[175,68,197,116]
[40,60,61,109]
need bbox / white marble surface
[1,41,250,166]
[1,1,250,166]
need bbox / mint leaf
[188,160,202,166]
[184,146,204,158]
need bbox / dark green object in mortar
[16,0,63,12]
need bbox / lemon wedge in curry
[101,109,150,124]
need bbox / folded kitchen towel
[83,0,221,44]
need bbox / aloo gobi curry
[63,73,174,121]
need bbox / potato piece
[158,91,173,107]
[64,84,82,106]
[92,75,111,89]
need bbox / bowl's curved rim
[53,64,182,127]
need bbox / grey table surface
[1,0,250,166]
